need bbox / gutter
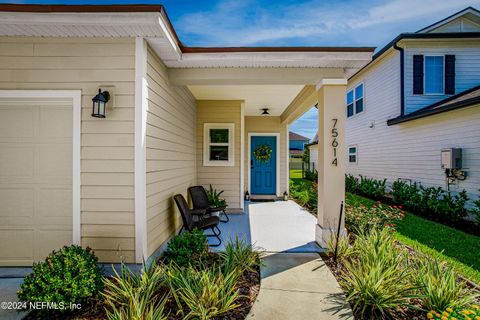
[387,95,480,125]
[393,42,405,117]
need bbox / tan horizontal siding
[145,46,197,258]
[0,37,136,263]
[197,100,242,210]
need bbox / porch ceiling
[189,85,304,116]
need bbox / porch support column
[315,79,347,248]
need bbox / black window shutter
[413,55,424,94]
[445,55,455,95]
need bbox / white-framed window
[424,55,444,94]
[346,83,364,118]
[348,146,358,164]
[203,123,235,166]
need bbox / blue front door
[251,136,276,195]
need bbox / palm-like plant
[102,263,168,320]
[415,258,479,311]
[165,264,241,320]
[206,185,227,208]
[220,236,263,275]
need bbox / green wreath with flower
[253,144,272,163]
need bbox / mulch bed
[23,264,261,320]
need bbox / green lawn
[346,193,480,285]
[289,169,303,179]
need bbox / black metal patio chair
[188,185,230,223]
[173,194,221,247]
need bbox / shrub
[392,180,417,205]
[327,233,354,261]
[345,200,404,233]
[341,228,417,319]
[102,263,168,320]
[471,190,480,227]
[206,185,227,208]
[165,265,240,320]
[304,169,318,182]
[220,236,262,275]
[18,245,103,309]
[345,174,359,193]
[415,258,479,312]
[358,175,386,200]
[165,230,208,268]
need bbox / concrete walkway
[248,253,353,320]
[212,200,352,319]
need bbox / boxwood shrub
[17,245,103,309]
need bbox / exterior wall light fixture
[91,89,110,118]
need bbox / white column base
[315,223,347,249]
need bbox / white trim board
[0,89,82,245]
[247,133,281,197]
[134,37,148,264]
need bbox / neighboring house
[289,131,310,158]
[0,4,373,266]
[345,7,480,200]
[306,132,319,170]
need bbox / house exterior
[345,7,480,201]
[0,4,373,266]
[288,131,310,158]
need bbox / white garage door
[0,98,73,266]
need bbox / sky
[3,0,477,139]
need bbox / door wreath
[253,144,272,163]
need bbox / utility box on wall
[441,148,462,169]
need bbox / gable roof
[387,85,480,125]
[416,6,480,33]
[349,7,480,81]
[289,131,310,141]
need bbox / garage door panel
[0,146,34,177]
[0,230,34,260]
[0,106,34,138]
[36,230,72,261]
[0,100,73,266]
[39,106,72,138]
[38,144,72,178]
[0,188,34,217]
[37,188,72,218]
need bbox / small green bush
[18,245,103,309]
[304,169,318,182]
[358,175,386,200]
[345,174,359,193]
[165,230,208,268]
[165,264,240,320]
[102,263,168,320]
[415,258,479,311]
[471,190,480,227]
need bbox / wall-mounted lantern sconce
[91,89,110,118]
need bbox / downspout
[393,42,405,117]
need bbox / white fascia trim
[0,89,81,245]
[134,37,148,263]
[0,11,163,26]
[240,103,245,209]
[316,78,348,91]
[247,133,281,197]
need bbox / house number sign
[331,118,338,166]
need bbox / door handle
[250,159,253,169]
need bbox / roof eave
[387,96,480,126]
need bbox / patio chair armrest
[208,206,226,212]
[190,208,207,216]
